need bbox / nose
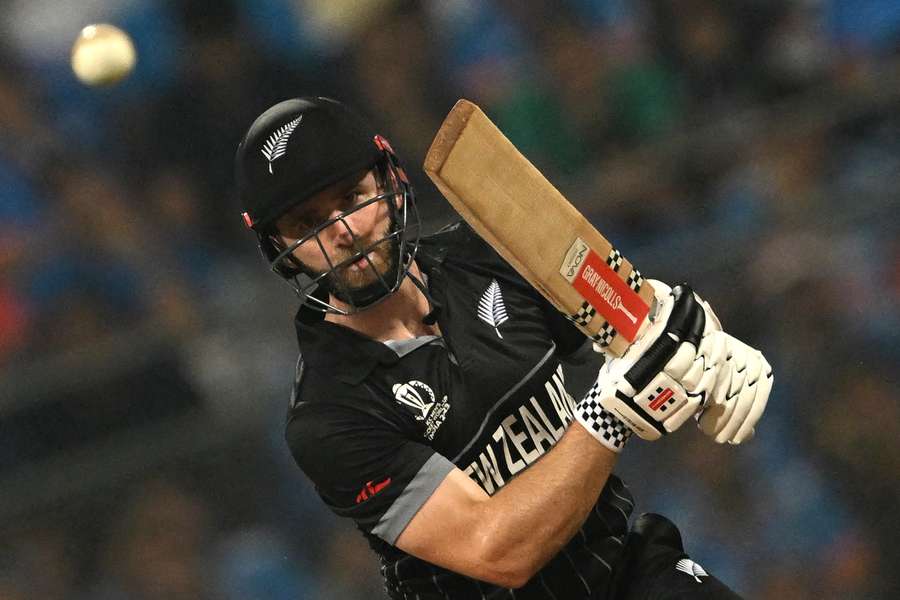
[324,206,364,248]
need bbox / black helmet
[236,96,384,231]
[234,96,421,314]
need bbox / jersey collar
[294,317,401,385]
[292,226,453,385]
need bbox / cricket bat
[424,99,656,357]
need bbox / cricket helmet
[235,97,420,313]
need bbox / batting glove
[646,292,730,420]
[696,334,773,445]
[677,296,774,445]
[576,281,711,450]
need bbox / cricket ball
[71,24,136,86]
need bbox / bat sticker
[559,238,649,342]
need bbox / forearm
[476,422,616,585]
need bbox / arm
[396,423,615,589]
[395,282,716,587]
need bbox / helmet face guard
[257,148,421,314]
[236,97,421,314]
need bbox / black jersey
[285,222,635,599]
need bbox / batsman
[234,97,773,599]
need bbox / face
[274,169,399,296]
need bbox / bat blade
[424,99,656,357]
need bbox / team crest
[392,380,450,440]
[478,278,509,338]
[675,558,708,583]
[261,115,303,174]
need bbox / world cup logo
[392,380,436,421]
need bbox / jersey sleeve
[285,400,455,545]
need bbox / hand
[696,334,773,444]
[674,294,726,394]
[576,281,711,450]
[657,290,773,444]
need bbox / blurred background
[1,0,898,598]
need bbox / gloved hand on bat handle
[575,280,773,451]
[675,291,774,445]
[696,332,773,444]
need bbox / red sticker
[572,250,649,342]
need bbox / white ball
[71,24,136,86]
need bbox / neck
[324,261,438,341]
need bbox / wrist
[575,395,632,453]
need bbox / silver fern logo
[675,559,708,583]
[478,278,509,338]
[260,115,303,174]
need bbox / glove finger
[716,368,746,430]
[680,330,723,391]
[663,392,703,433]
[714,353,763,443]
[664,342,697,380]
[679,353,705,390]
[731,354,774,444]
[698,329,727,369]
[726,339,750,384]
[698,400,727,438]
[706,334,737,404]
[707,362,731,410]
[693,360,720,398]
[726,341,750,397]
[664,343,703,384]
[699,359,744,439]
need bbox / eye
[282,214,317,239]
[297,219,317,235]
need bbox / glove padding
[673,296,726,397]
[576,281,712,448]
[680,296,774,444]
[696,333,773,444]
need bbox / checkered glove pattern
[576,381,633,452]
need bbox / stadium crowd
[0,0,898,598]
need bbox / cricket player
[234,97,773,599]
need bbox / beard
[328,234,396,292]
[296,219,403,309]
